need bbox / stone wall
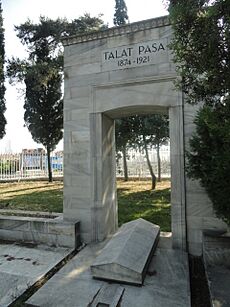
[0,213,80,248]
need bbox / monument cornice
[62,15,170,46]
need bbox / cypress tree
[113,0,129,26]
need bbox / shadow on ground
[117,187,171,231]
[0,188,63,212]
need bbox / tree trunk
[156,143,161,182]
[143,134,156,190]
[47,146,53,182]
[122,145,128,181]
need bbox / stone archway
[62,16,215,256]
[89,78,186,250]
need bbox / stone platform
[26,233,191,307]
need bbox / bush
[186,104,230,225]
[0,159,19,173]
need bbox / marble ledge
[62,16,170,46]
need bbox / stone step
[91,218,160,285]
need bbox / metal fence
[0,151,63,181]
[116,148,171,179]
[0,148,170,181]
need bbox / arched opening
[114,111,171,234]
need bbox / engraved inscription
[102,39,168,71]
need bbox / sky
[0,0,168,152]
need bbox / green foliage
[0,1,6,139]
[115,114,169,185]
[23,61,63,150]
[116,114,169,152]
[187,104,230,225]
[14,14,107,61]
[134,114,169,148]
[68,13,108,34]
[169,0,230,107]
[115,117,135,151]
[169,0,230,224]
[113,0,129,26]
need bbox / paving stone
[91,218,160,285]
[206,265,230,307]
[89,284,125,307]
[0,272,31,307]
[26,236,191,307]
[0,242,72,306]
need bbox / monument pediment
[62,16,170,46]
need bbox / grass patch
[0,181,63,212]
[117,179,171,231]
[0,179,171,231]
